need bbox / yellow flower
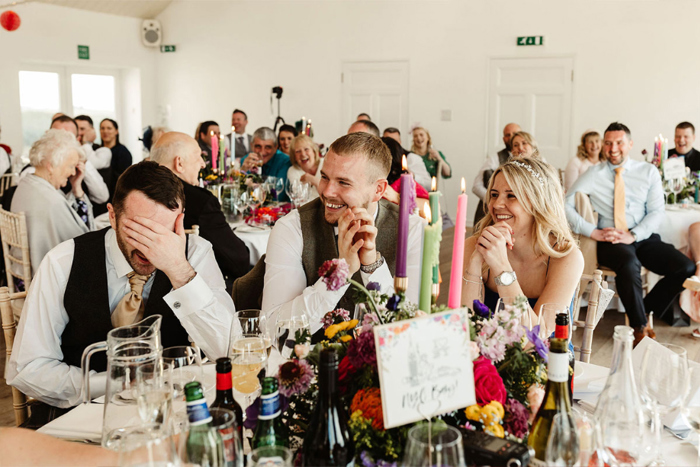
[485,423,505,438]
[464,405,481,422]
[340,335,353,342]
[485,401,505,420]
[337,321,351,331]
[347,319,359,329]
[325,324,342,339]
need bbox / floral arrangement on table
[244,205,292,226]
[245,259,551,465]
[646,148,700,204]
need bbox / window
[18,71,61,150]
[71,73,116,131]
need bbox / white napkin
[38,403,104,441]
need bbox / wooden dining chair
[0,286,29,426]
[571,269,614,363]
[0,208,31,322]
[0,173,14,198]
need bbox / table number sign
[373,309,475,428]
[664,156,686,180]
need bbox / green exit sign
[160,45,176,53]
[517,36,544,46]
[78,45,89,60]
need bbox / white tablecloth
[658,204,700,252]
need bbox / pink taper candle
[448,178,468,308]
[396,155,411,278]
[210,131,218,172]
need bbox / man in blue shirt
[241,127,292,202]
[565,122,695,345]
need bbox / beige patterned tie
[614,167,628,231]
[111,272,150,327]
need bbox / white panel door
[487,57,574,169]
[341,61,409,139]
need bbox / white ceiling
[33,0,173,19]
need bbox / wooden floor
[1,226,699,427]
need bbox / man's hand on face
[337,209,364,275]
[350,207,379,267]
[85,127,97,144]
[69,161,86,197]
[241,153,262,172]
[122,213,195,288]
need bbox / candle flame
[424,203,431,223]
[210,130,214,136]
[655,137,658,142]
[431,177,437,192]
[220,134,224,140]
[461,177,466,193]
[402,154,408,171]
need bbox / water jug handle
[81,341,107,404]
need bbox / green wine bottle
[185,381,224,467]
[527,337,575,466]
[252,377,288,448]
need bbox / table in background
[229,220,271,266]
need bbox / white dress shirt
[565,158,664,241]
[472,154,502,202]
[0,146,10,176]
[6,228,237,408]
[262,206,424,335]
[19,158,109,205]
[83,143,112,171]
[406,152,432,191]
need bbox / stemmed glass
[641,343,690,466]
[275,311,311,359]
[545,412,581,467]
[247,185,267,219]
[106,423,179,466]
[275,177,285,204]
[229,310,270,409]
[136,361,174,426]
[682,368,700,467]
[401,424,466,466]
[286,179,310,209]
[162,346,204,411]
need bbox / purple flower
[322,308,351,329]
[347,329,377,369]
[278,359,314,398]
[504,398,529,439]
[526,325,548,362]
[366,281,381,291]
[473,300,491,318]
[318,259,350,291]
[386,294,401,311]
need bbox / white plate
[235,224,271,233]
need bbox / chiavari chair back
[571,269,614,363]
[0,286,29,425]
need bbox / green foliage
[497,342,546,405]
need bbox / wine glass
[247,185,267,218]
[209,408,244,467]
[402,424,466,467]
[275,311,310,359]
[229,335,268,410]
[274,177,285,204]
[545,412,581,467]
[233,189,249,217]
[105,423,178,466]
[641,343,690,466]
[233,309,272,357]
[162,346,204,411]
[682,368,700,467]
[136,361,174,426]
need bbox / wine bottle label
[548,352,569,383]
[216,372,233,391]
[186,398,213,425]
[258,389,281,420]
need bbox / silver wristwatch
[494,270,517,287]
[360,253,384,274]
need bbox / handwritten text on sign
[373,309,475,428]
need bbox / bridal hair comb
[511,161,545,186]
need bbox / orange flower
[351,387,384,430]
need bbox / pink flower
[278,359,314,398]
[318,259,350,291]
[504,398,529,439]
[527,384,545,423]
[347,329,377,369]
[294,343,310,359]
[473,357,507,406]
[322,308,351,329]
[469,341,480,360]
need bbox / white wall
[155,0,700,224]
[0,2,158,161]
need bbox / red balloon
[0,10,21,32]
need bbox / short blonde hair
[511,131,540,159]
[576,130,602,161]
[29,129,84,168]
[474,157,576,261]
[289,134,320,170]
[410,126,432,154]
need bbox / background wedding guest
[11,129,94,275]
[411,126,451,180]
[472,123,521,226]
[195,120,220,164]
[381,136,429,218]
[287,134,323,199]
[348,119,380,137]
[241,127,292,201]
[510,131,540,158]
[462,157,583,336]
[277,123,298,157]
[669,121,700,171]
[565,130,602,191]
[225,109,252,159]
[356,112,371,121]
[100,118,132,179]
[565,122,695,345]
[382,127,431,190]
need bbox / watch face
[498,271,515,286]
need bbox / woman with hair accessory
[287,134,324,199]
[461,157,583,336]
[410,125,451,180]
[564,130,603,191]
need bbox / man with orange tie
[565,122,695,346]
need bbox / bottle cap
[216,357,232,373]
[555,312,569,326]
